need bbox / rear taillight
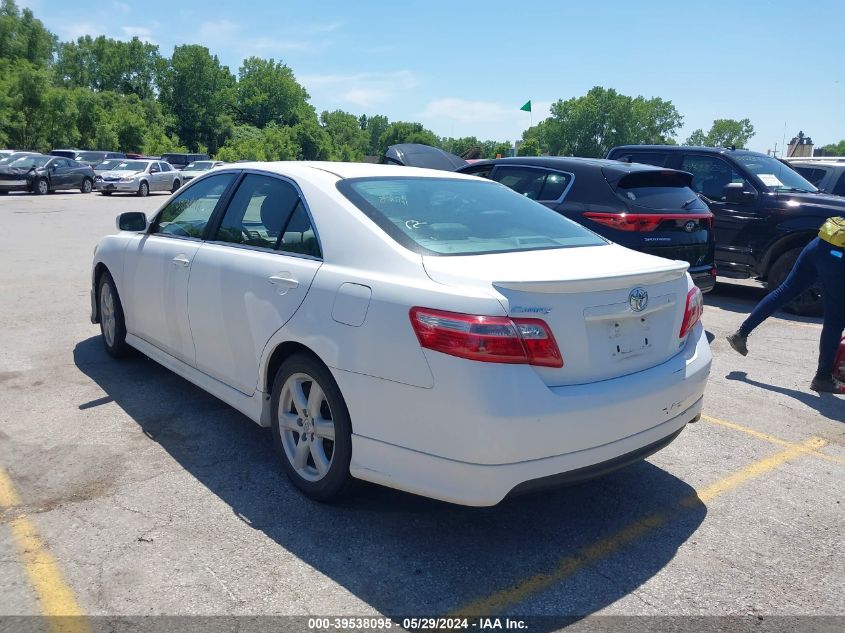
[583,212,713,232]
[409,307,563,368]
[679,287,704,338]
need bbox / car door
[187,172,322,395]
[48,158,72,189]
[121,172,239,364]
[679,153,761,267]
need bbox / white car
[90,162,711,506]
[94,159,182,196]
[180,160,226,183]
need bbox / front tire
[80,177,93,193]
[33,177,49,195]
[171,180,181,193]
[137,181,149,197]
[767,247,823,317]
[100,191,112,196]
[271,354,353,502]
[98,271,130,358]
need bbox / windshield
[734,154,818,193]
[95,159,122,170]
[10,155,50,168]
[339,177,605,256]
[185,161,214,171]
[111,161,149,172]
[76,151,106,162]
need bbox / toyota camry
[90,162,711,506]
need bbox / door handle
[171,254,191,267]
[268,273,299,294]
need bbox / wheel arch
[263,340,328,396]
[759,230,817,279]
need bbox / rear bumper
[337,322,711,506]
[689,266,717,293]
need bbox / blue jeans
[739,238,845,379]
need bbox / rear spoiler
[603,168,694,190]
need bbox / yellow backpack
[819,216,845,248]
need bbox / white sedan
[90,162,711,506]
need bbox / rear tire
[270,353,353,502]
[80,177,93,193]
[137,181,149,197]
[767,247,823,317]
[97,271,130,358]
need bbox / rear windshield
[76,151,105,162]
[338,177,605,256]
[613,171,708,211]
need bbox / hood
[99,170,142,179]
[776,191,845,214]
[383,144,468,171]
[0,165,37,177]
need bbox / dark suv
[458,157,717,292]
[606,145,845,315]
[160,153,211,170]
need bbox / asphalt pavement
[0,191,842,631]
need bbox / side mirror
[722,182,755,204]
[116,212,148,232]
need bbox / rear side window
[214,174,300,249]
[613,171,708,211]
[793,167,826,186]
[280,202,321,258]
[338,177,605,256]
[492,166,573,201]
[833,173,845,197]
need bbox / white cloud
[120,26,156,44]
[198,19,241,42]
[112,1,130,13]
[55,21,99,40]
[300,70,420,109]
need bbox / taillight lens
[679,287,704,338]
[583,212,713,232]
[409,307,563,368]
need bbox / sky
[18,0,845,153]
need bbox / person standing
[726,218,845,393]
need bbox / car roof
[609,144,767,158]
[791,161,845,168]
[218,161,482,182]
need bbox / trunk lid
[423,243,691,386]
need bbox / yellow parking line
[0,467,90,633]
[702,415,845,465]
[450,436,827,617]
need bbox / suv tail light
[584,212,713,232]
[679,287,704,338]
[409,307,563,368]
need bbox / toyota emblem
[684,220,697,232]
[629,287,649,312]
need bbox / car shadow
[725,371,844,422]
[707,281,823,327]
[74,336,707,622]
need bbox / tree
[235,57,310,128]
[821,140,845,155]
[0,0,54,67]
[377,121,439,154]
[685,118,755,148]
[524,86,683,157]
[517,138,541,156]
[320,109,368,161]
[362,114,389,156]
[158,45,236,153]
[292,118,333,160]
[490,142,512,158]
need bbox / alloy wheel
[278,372,336,482]
[100,282,116,347]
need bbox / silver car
[94,159,182,197]
[791,161,845,197]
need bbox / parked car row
[0,150,219,196]
[386,143,843,316]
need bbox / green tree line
[7,0,827,163]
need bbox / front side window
[681,155,752,201]
[153,173,237,239]
[214,174,300,249]
[833,173,845,197]
[338,177,605,256]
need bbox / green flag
[519,100,532,112]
